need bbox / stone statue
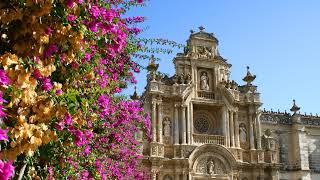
[270,140,275,150]
[163,117,171,137]
[200,72,210,90]
[239,124,247,143]
[207,159,215,175]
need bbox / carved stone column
[221,106,227,145]
[226,109,230,147]
[174,103,180,145]
[234,111,240,148]
[181,105,187,145]
[249,113,255,150]
[151,169,157,180]
[187,104,190,144]
[256,112,262,149]
[152,101,157,142]
[190,102,194,144]
[158,101,163,143]
[229,110,235,147]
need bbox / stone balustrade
[193,133,225,146]
[197,91,215,99]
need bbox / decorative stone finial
[199,26,205,32]
[242,66,256,85]
[190,29,194,34]
[290,99,300,115]
[146,54,159,72]
[130,86,140,100]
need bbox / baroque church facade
[137,28,320,180]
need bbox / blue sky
[124,0,320,114]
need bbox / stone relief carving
[186,45,215,59]
[195,157,226,175]
[239,123,247,143]
[163,117,171,137]
[200,72,210,91]
[151,145,157,156]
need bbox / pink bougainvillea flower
[0,91,6,118]
[67,14,77,22]
[44,44,59,58]
[42,77,53,91]
[90,6,100,18]
[65,0,75,8]
[0,160,14,180]
[0,69,10,86]
[33,69,42,79]
[55,89,62,96]
[0,128,8,141]
[64,112,73,126]
[45,27,54,36]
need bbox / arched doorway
[189,144,238,180]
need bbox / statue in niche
[239,123,247,143]
[269,139,275,150]
[200,72,210,91]
[207,159,215,175]
[163,117,171,137]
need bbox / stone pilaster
[256,112,262,149]
[181,105,187,145]
[249,113,255,150]
[158,101,163,143]
[190,102,194,144]
[187,104,191,144]
[234,111,240,148]
[221,106,227,146]
[174,103,180,145]
[152,101,157,142]
[230,110,235,147]
[226,108,230,147]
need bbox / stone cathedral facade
[136,28,320,180]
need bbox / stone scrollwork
[151,144,157,156]
[186,45,215,59]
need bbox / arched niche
[189,144,237,179]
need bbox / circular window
[194,116,210,133]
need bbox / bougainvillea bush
[0,0,152,179]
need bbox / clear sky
[124,0,320,114]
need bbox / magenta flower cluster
[0,70,14,179]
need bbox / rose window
[194,116,210,133]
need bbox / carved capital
[174,103,181,108]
